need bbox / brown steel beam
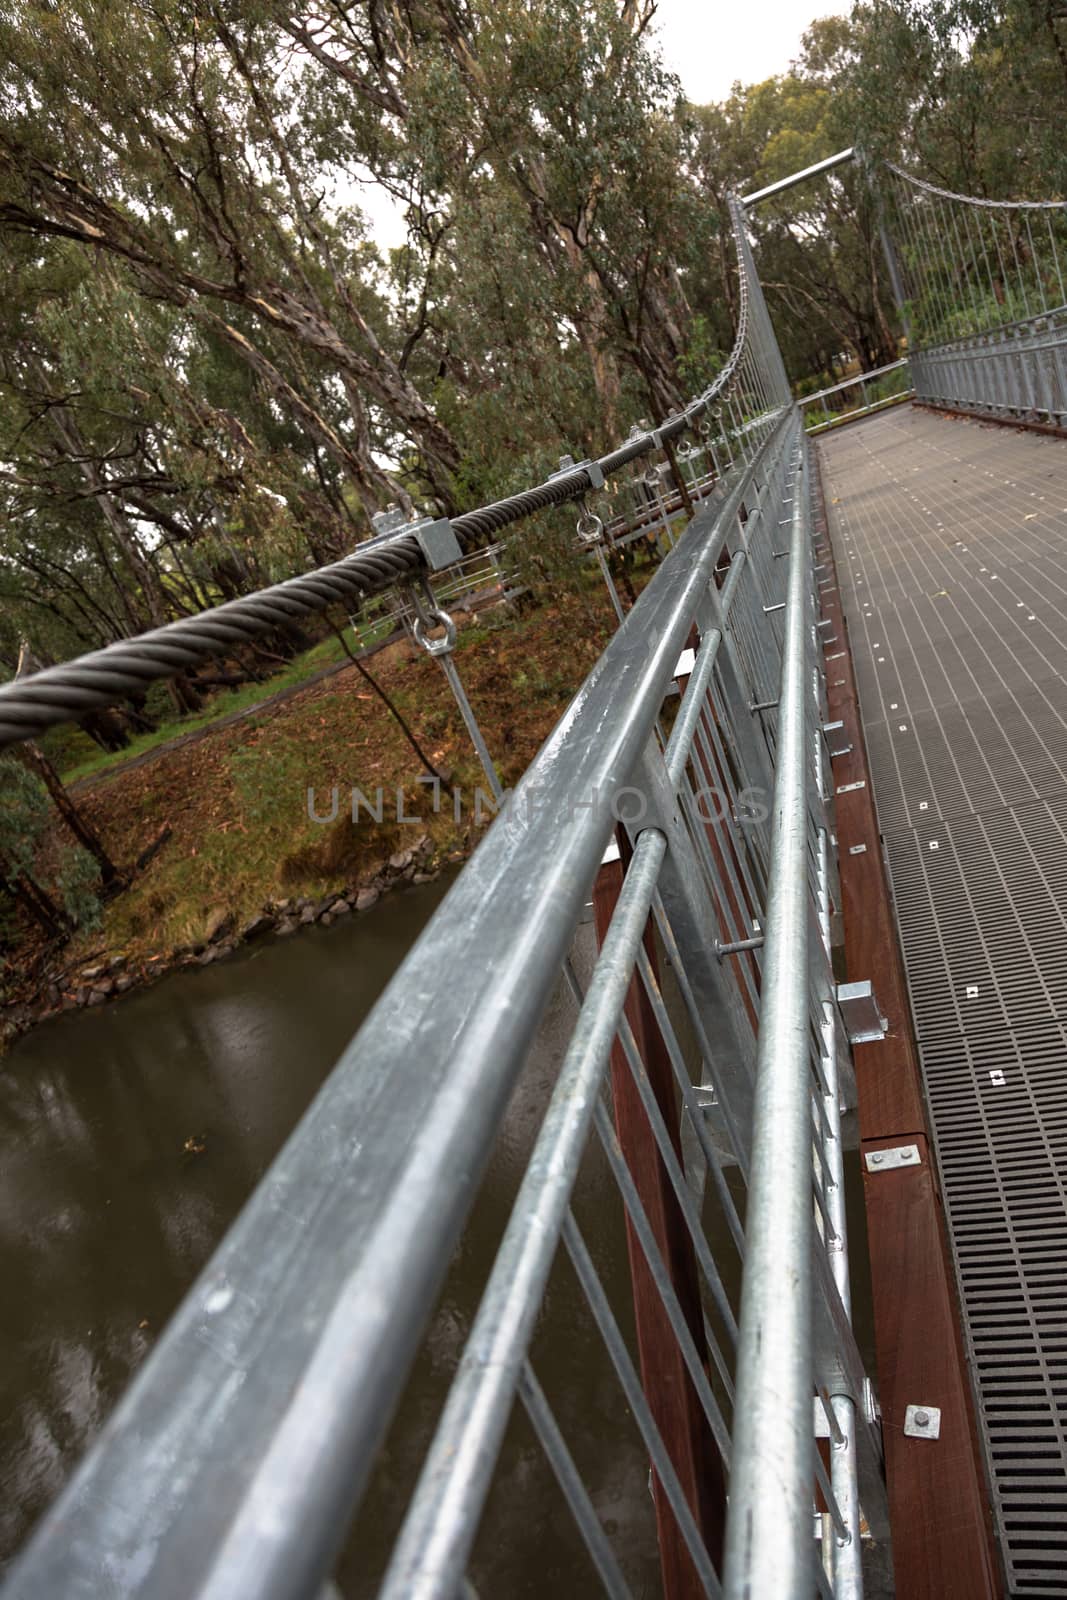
[592,848,726,1599]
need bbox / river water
[0,877,663,1595]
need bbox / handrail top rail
[797,357,910,408]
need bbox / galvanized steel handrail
[799,359,915,437]
[3,196,887,1600]
[798,357,910,410]
[722,448,814,1597]
[1,408,795,1600]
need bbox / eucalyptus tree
[0,0,458,515]
[686,20,900,382]
[277,0,700,430]
[846,0,1067,198]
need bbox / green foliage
[228,740,301,828]
[846,1,1067,199]
[0,757,101,930]
[0,757,50,875]
[56,846,102,932]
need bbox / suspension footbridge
[1,158,1066,1599]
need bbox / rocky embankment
[2,834,445,1048]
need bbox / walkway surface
[819,406,1067,1598]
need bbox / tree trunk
[0,861,69,940]
[15,744,125,888]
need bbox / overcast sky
[654,0,845,102]
[360,2,846,247]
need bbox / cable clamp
[550,454,605,491]
[403,517,463,571]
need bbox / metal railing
[2,199,887,1600]
[885,162,1067,425]
[910,305,1067,426]
[799,358,914,436]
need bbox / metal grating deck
[820,407,1067,1596]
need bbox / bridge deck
[819,406,1067,1598]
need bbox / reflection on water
[0,879,661,1595]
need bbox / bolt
[871,1152,884,1164]
[914,1410,930,1427]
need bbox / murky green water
[0,878,662,1595]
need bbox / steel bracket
[370,504,408,536]
[409,517,462,571]
[865,1144,921,1173]
[551,453,605,491]
[837,979,888,1042]
[904,1404,941,1439]
[822,719,853,758]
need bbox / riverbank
[2,586,617,1046]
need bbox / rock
[276,920,298,938]
[413,871,438,885]
[240,913,273,942]
[412,833,431,857]
[75,987,89,1007]
[108,954,127,972]
[115,975,134,994]
[204,906,234,943]
[96,977,115,997]
[46,982,61,1006]
[296,896,313,913]
[81,963,107,982]
[198,948,219,966]
[355,887,380,912]
[299,905,316,925]
[332,898,351,916]
[320,911,334,927]
[87,987,109,1006]
[314,893,340,919]
[388,848,414,873]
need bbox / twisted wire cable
[0,201,757,750]
[885,160,1067,211]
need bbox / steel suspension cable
[0,198,775,753]
[885,159,1067,211]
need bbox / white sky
[360,2,847,248]
[654,0,846,104]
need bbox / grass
[55,619,399,787]
[5,586,623,1002]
